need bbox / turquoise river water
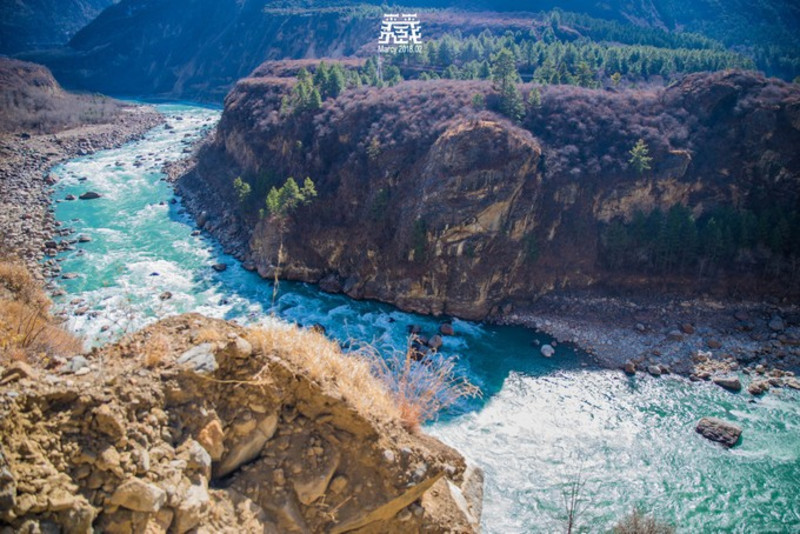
[49,104,799,533]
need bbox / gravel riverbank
[504,290,800,387]
[0,106,164,281]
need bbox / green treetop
[265,177,318,220]
[629,138,653,174]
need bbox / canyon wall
[183,68,800,320]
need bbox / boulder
[785,377,800,390]
[65,194,76,201]
[109,478,167,512]
[215,413,279,478]
[680,323,695,335]
[177,343,218,374]
[0,449,16,512]
[439,323,455,336]
[647,365,662,377]
[159,291,173,301]
[62,355,89,374]
[623,361,636,375]
[428,335,443,351]
[197,419,225,461]
[212,263,227,272]
[292,446,340,505]
[706,338,722,349]
[173,482,210,533]
[667,330,684,342]
[712,376,742,392]
[407,324,422,335]
[540,344,555,358]
[768,315,785,332]
[78,191,101,200]
[747,380,770,395]
[94,404,126,441]
[0,361,37,385]
[695,417,742,448]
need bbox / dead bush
[613,508,675,534]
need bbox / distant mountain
[19,0,800,101]
[0,0,116,54]
[22,0,382,101]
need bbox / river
[49,103,800,533]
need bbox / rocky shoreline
[503,290,800,390]
[0,105,164,282]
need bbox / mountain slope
[0,0,116,54]
[20,0,800,101]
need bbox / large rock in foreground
[0,314,482,533]
[695,417,742,448]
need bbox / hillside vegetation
[183,66,800,319]
[20,1,800,100]
[0,58,126,134]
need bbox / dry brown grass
[246,322,480,430]
[366,344,480,431]
[0,260,47,306]
[0,260,82,365]
[246,323,402,424]
[193,327,224,344]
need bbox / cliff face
[183,69,800,320]
[0,314,482,533]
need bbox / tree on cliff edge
[264,177,317,308]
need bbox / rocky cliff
[0,314,483,533]
[181,69,800,321]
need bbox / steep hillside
[0,314,482,533]
[20,0,800,100]
[0,58,128,133]
[0,0,115,54]
[181,69,800,321]
[22,0,382,100]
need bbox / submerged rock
[78,191,101,200]
[695,417,742,448]
[540,344,555,358]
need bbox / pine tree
[325,63,347,99]
[491,48,524,122]
[629,139,653,174]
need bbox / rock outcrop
[180,69,800,321]
[0,314,483,533]
[695,417,742,448]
